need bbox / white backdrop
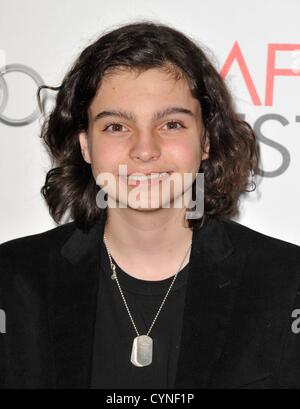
[0,0,299,245]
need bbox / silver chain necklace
[103,232,192,368]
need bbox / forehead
[90,67,199,112]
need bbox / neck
[103,207,193,280]
[105,206,192,254]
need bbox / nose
[129,131,161,162]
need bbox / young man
[0,21,300,389]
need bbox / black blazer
[0,215,300,389]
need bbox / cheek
[89,139,111,177]
[89,138,125,177]
[170,140,201,171]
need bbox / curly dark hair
[38,20,259,232]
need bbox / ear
[78,131,92,164]
[201,133,210,161]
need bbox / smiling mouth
[119,171,173,185]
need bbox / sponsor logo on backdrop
[0,64,44,126]
[221,42,300,177]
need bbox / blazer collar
[50,213,243,388]
[60,213,233,266]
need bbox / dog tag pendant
[130,335,153,367]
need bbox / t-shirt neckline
[100,239,190,296]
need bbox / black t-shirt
[91,239,190,389]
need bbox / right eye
[103,123,128,133]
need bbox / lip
[119,171,173,186]
[120,171,173,177]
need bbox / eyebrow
[93,106,195,122]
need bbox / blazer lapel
[48,214,106,388]
[175,217,246,388]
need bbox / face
[79,67,209,212]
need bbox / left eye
[162,121,185,130]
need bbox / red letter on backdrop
[265,44,300,106]
[220,41,262,106]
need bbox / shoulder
[211,217,300,295]
[0,222,78,277]
[220,218,300,264]
[216,218,300,313]
[0,222,77,256]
